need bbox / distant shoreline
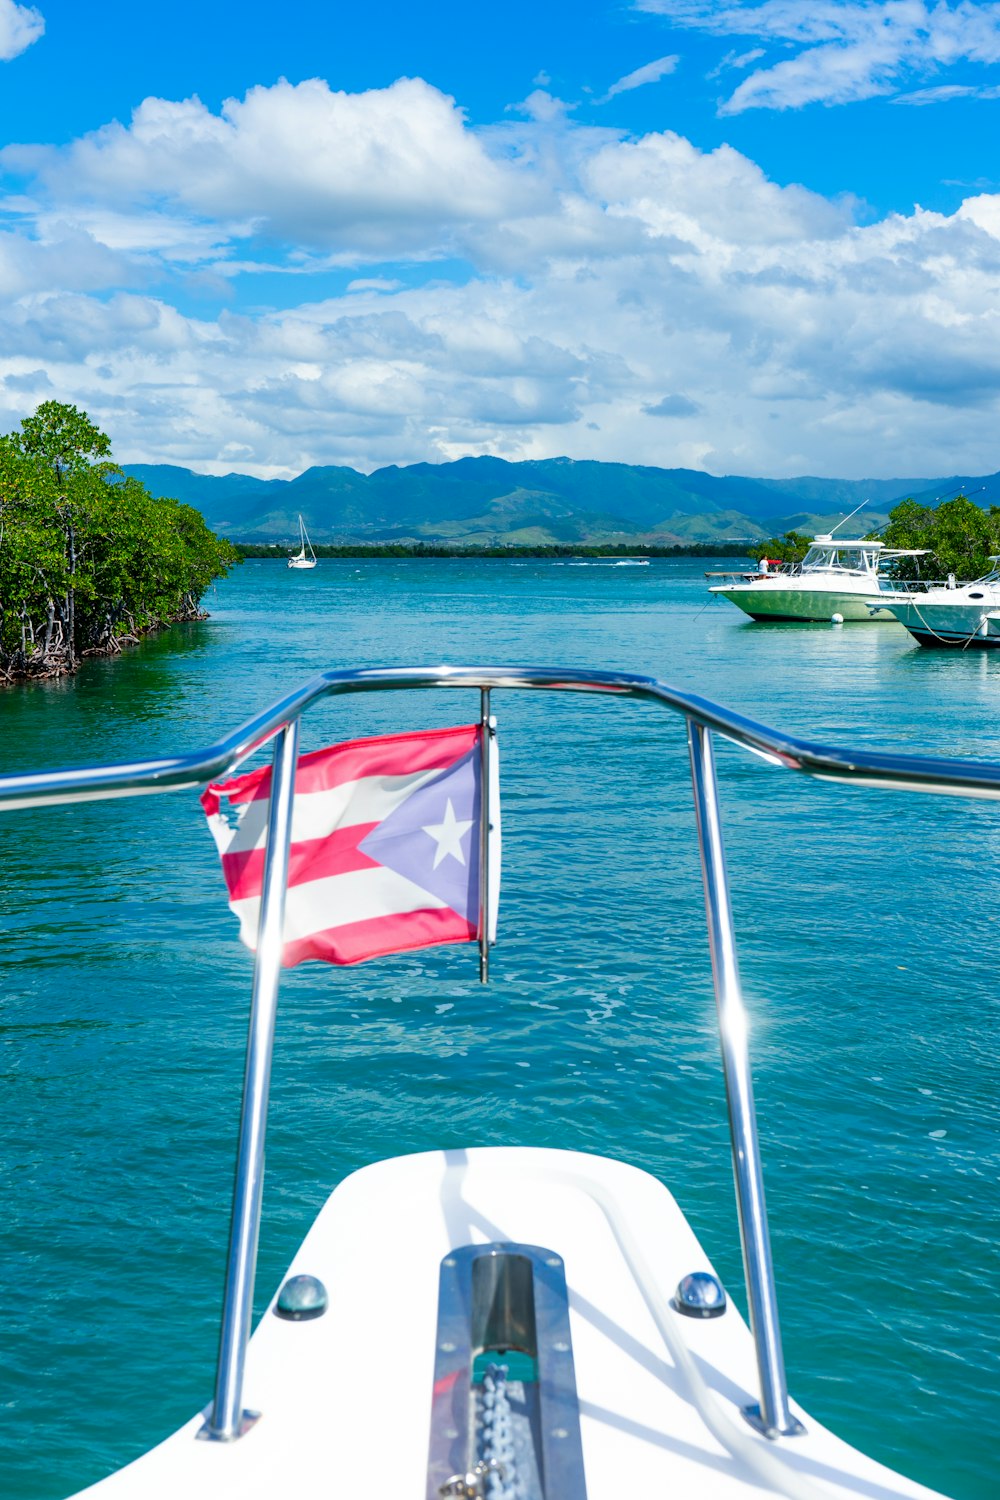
[235,541,755,560]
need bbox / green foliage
[881,495,1000,580]
[8,400,112,482]
[750,531,811,566]
[0,402,240,681]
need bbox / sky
[0,0,999,479]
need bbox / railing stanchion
[686,719,802,1439]
[478,688,492,984]
[201,718,300,1441]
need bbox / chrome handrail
[3,663,1000,1448]
[4,664,1000,811]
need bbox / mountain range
[121,457,1000,546]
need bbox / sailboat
[287,515,317,570]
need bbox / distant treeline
[1,402,241,684]
[236,540,755,559]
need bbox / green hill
[121,456,1000,546]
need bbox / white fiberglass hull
[73,1148,948,1500]
[710,581,897,622]
[878,591,1000,647]
[287,558,317,570]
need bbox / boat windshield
[800,544,879,574]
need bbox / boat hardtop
[1,662,990,1500]
[708,537,928,582]
[794,536,925,571]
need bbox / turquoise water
[1,557,998,1499]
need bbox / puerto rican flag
[201,723,500,967]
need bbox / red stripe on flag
[202,723,479,811]
[281,907,476,967]
[220,824,380,901]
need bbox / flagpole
[478,687,491,983]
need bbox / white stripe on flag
[228,864,450,948]
[205,767,445,859]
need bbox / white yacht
[287,514,317,570]
[2,663,992,1500]
[872,562,1000,647]
[708,537,929,622]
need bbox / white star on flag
[422,798,474,869]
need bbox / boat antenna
[826,500,869,538]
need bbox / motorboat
[707,537,929,622]
[565,556,650,566]
[287,514,317,570]
[871,562,1000,647]
[2,662,994,1500]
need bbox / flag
[201,723,500,967]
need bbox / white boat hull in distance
[286,557,317,570]
[72,1148,948,1500]
[710,579,897,623]
[875,588,1000,648]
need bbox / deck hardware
[274,1274,327,1321]
[673,1271,727,1318]
[439,1460,506,1498]
[194,1407,259,1441]
[428,1242,587,1499]
[743,1402,806,1441]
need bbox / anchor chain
[439,1363,521,1499]
[479,1364,519,1499]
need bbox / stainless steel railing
[3,663,1000,1446]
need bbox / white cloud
[0,0,43,61]
[584,129,852,245]
[0,225,140,296]
[2,76,1000,478]
[601,54,680,102]
[346,278,404,293]
[635,1,1000,112]
[2,77,537,257]
[708,46,766,77]
[958,191,1000,232]
[895,79,1000,99]
[644,393,702,414]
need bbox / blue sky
[0,0,999,478]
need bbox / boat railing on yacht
[882,578,954,594]
[3,664,1000,1468]
[705,558,945,589]
[704,565,799,581]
